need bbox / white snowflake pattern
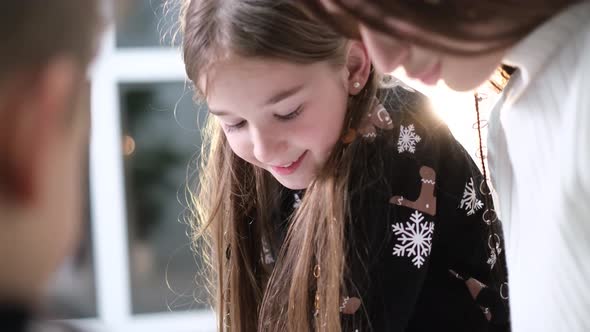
[459,178,484,216]
[391,211,435,268]
[397,124,422,153]
[293,193,302,209]
[487,250,497,269]
[486,233,503,269]
[261,239,275,265]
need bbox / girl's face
[318,0,508,91]
[203,57,350,190]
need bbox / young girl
[302,1,590,331]
[179,0,509,330]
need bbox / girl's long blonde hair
[179,0,379,330]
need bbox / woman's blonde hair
[179,0,380,330]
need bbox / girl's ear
[345,41,372,96]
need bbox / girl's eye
[225,120,246,132]
[276,105,304,121]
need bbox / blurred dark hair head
[0,0,103,81]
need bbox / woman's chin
[442,76,486,92]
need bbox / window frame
[77,15,215,332]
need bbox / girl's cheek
[227,136,256,164]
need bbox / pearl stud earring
[353,82,361,88]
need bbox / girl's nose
[252,128,284,165]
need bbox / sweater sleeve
[0,303,32,332]
[555,30,590,331]
[433,113,510,326]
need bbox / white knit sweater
[487,2,590,331]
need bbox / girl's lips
[271,151,307,175]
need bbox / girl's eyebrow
[209,84,305,116]
[264,84,305,106]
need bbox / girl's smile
[270,150,308,176]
